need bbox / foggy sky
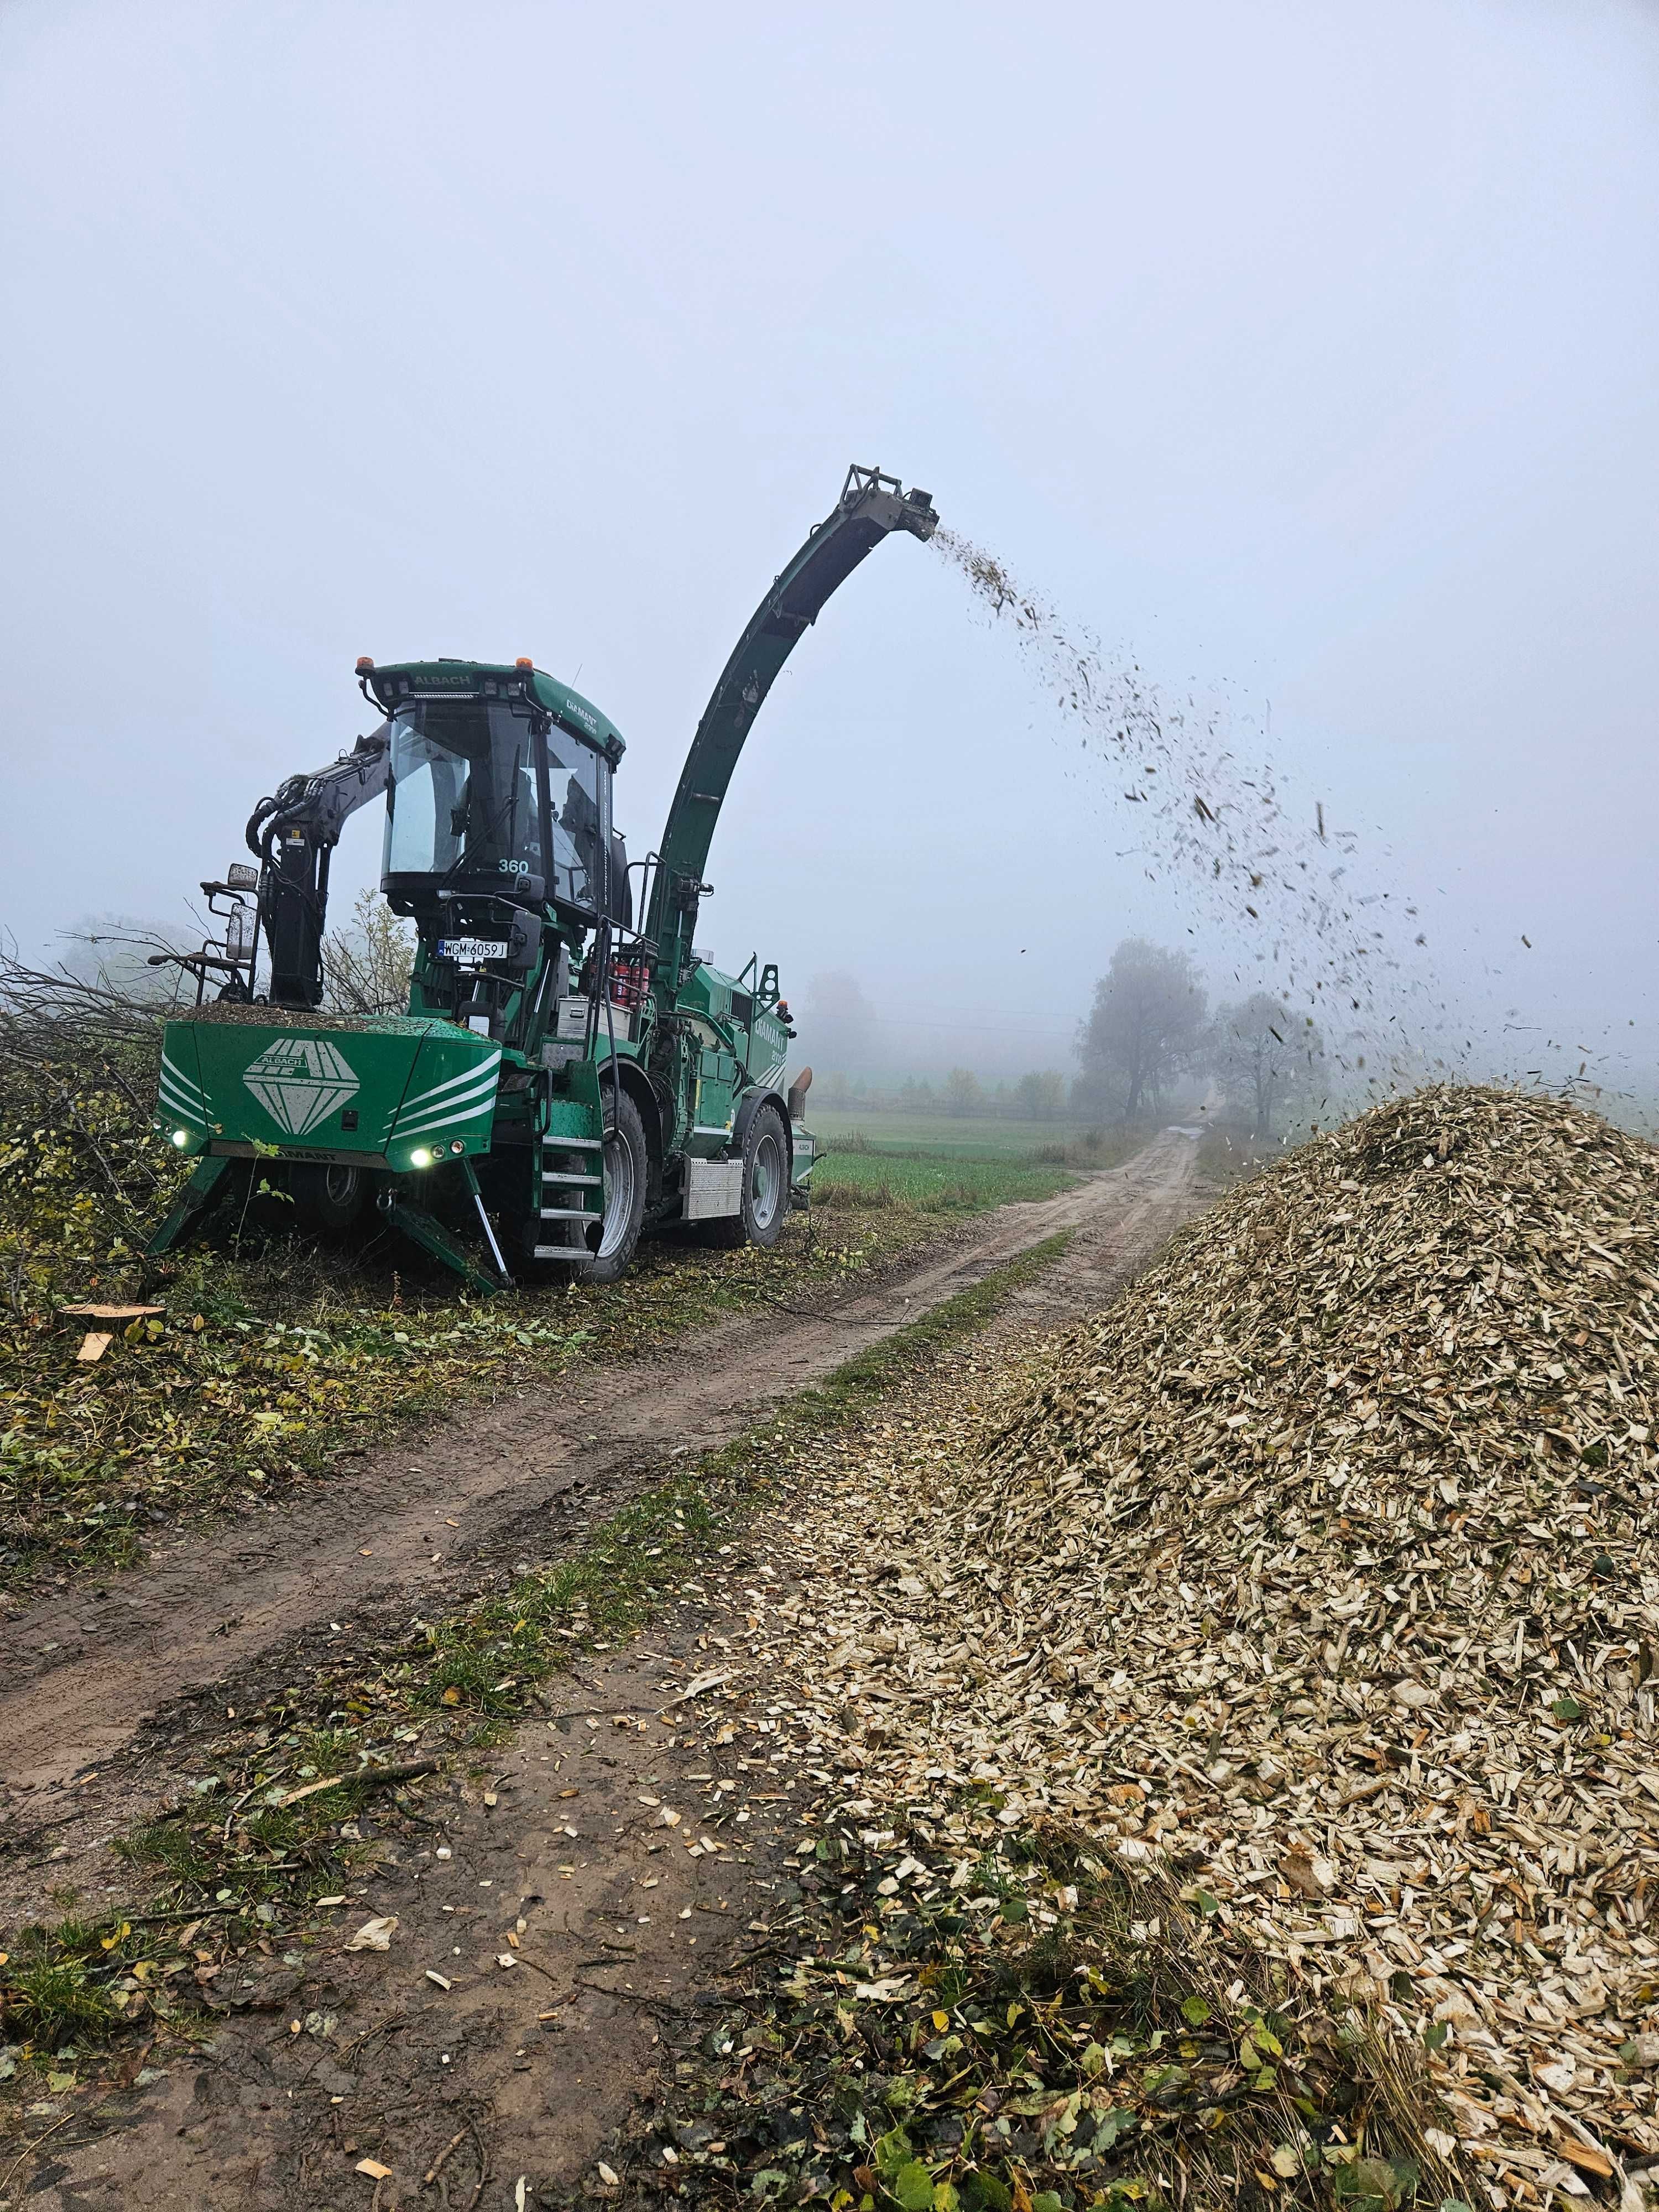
[4,3,1657,1094]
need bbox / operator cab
[364,659,628,927]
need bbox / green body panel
[670,960,792,1159]
[156,1008,506,1173]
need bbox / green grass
[813,1145,1077,1214]
[814,1109,1104,1156]
[811,1120,1161,1215]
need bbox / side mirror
[226,862,258,891]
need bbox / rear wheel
[742,1104,790,1248]
[288,1161,368,1232]
[700,1103,791,1249]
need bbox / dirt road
[0,1130,1201,1888]
[2,1128,1208,2212]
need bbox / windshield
[547,727,602,908]
[383,700,543,890]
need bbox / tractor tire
[288,1161,368,1233]
[576,1086,649,1285]
[700,1103,791,1250]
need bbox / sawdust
[933,529,1453,1098]
[746,1085,1659,2200]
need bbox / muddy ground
[0,1132,1206,2210]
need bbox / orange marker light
[356,655,375,672]
[515,656,534,670]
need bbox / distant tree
[1014,1070,1067,1121]
[322,889,416,1016]
[821,1070,853,1109]
[1211,992,1326,1138]
[945,1067,983,1117]
[1076,939,1208,1119]
[804,972,880,1074]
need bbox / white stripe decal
[160,1060,205,1105]
[391,1072,500,1132]
[392,1095,498,1140]
[158,1077,204,1117]
[397,1055,502,1111]
[392,1065,500,1123]
[395,1086,499,1128]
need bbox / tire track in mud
[0,1131,1203,1853]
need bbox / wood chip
[59,1302,165,1321]
[733,1087,1659,2194]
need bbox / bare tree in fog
[1211,991,1327,1138]
[1077,938,1208,1119]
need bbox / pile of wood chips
[780,1087,1659,2201]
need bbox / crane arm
[246,726,391,1006]
[645,466,937,976]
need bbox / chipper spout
[646,465,940,974]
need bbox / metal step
[543,1135,602,1150]
[540,1205,599,1221]
[541,1170,602,1186]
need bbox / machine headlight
[410,1146,435,1168]
[171,1129,190,1148]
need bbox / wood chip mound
[796,1085,1659,2191]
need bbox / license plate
[437,937,508,964]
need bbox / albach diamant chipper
[144,467,938,1291]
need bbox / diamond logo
[243,1036,360,1137]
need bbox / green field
[814,1108,1124,1158]
[811,1146,1076,1215]
[809,1117,1154,1216]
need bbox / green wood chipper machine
[145,466,938,1291]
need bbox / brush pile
[786,1087,1659,2198]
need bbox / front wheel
[576,1087,649,1285]
[288,1161,368,1232]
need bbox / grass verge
[0,1230,1073,2093]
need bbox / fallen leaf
[343,1915,397,1952]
